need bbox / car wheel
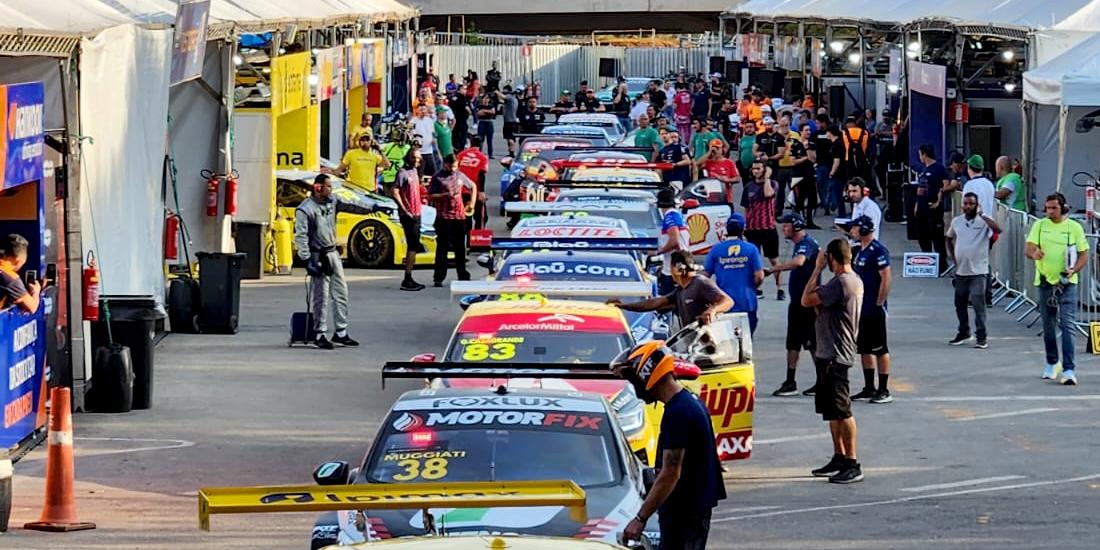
[348,219,394,268]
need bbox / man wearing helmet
[609,250,733,329]
[614,341,726,548]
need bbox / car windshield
[517,140,589,167]
[497,258,642,282]
[566,121,621,138]
[367,417,620,486]
[572,209,659,232]
[447,331,631,364]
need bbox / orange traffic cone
[24,387,95,532]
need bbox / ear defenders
[1054,192,1069,214]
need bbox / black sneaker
[433,281,444,288]
[401,279,426,291]
[811,455,845,477]
[829,462,864,484]
[332,333,360,347]
[314,335,335,350]
[870,389,892,404]
[851,387,876,401]
[802,385,817,397]
[949,333,974,346]
[756,288,764,298]
[974,339,988,350]
[772,381,798,397]
[777,289,786,301]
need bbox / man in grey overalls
[294,174,388,349]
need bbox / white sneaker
[1042,363,1059,380]
[1062,370,1078,386]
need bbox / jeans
[954,274,987,340]
[829,175,847,217]
[815,165,831,211]
[453,124,468,150]
[477,120,494,158]
[433,218,471,284]
[1038,283,1079,370]
[775,167,792,216]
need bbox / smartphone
[24,269,38,287]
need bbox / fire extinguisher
[224,169,239,217]
[164,213,180,260]
[83,252,100,322]
[202,169,220,217]
[1086,187,1096,219]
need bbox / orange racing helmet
[611,341,677,395]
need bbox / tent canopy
[725,0,1100,31]
[0,0,417,40]
[1023,31,1100,106]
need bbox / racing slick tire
[348,219,395,268]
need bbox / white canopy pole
[1056,105,1068,191]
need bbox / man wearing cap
[660,128,693,186]
[610,250,734,329]
[704,213,765,334]
[697,139,739,203]
[551,90,573,119]
[768,212,821,396]
[330,133,391,193]
[844,215,894,404]
[654,188,689,296]
[961,155,996,216]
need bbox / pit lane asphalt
[7,145,1100,549]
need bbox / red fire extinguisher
[224,169,239,217]
[1086,187,1096,219]
[202,169,220,217]
[83,252,100,321]
[164,213,180,260]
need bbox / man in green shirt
[633,113,661,162]
[690,118,727,160]
[434,106,455,158]
[1025,193,1088,385]
[994,155,1027,211]
[738,119,758,178]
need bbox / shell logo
[686,213,710,245]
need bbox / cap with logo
[840,215,876,235]
[726,212,746,235]
[777,212,807,231]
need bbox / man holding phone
[0,234,43,314]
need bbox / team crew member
[517,96,545,135]
[742,159,783,299]
[659,128,692,185]
[703,213,765,334]
[654,188,688,295]
[801,238,864,484]
[843,216,893,404]
[615,342,726,548]
[456,136,489,231]
[1026,193,1088,385]
[947,192,1001,348]
[611,250,733,328]
[428,155,474,287]
[840,178,881,244]
[696,139,739,203]
[295,174,373,349]
[331,134,391,192]
[753,116,786,178]
[914,144,949,274]
[767,213,820,396]
[391,150,426,291]
[0,234,43,313]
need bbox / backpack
[846,128,870,172]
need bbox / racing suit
[294,195,382,335]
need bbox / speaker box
[970,107,996,125]
[725,61,743,84]
[598,58,619,78]
[969,125,1002,167]
[829,85,847,121]
[709,56,726,75]
[748,68,785,98]
[785,76,804,100]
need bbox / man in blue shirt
[914,144,949,274]
[655,188,688,296]
[659,127,693,185]
[703,213,765,334]
[766,213,821,396]
[843,215,894,404]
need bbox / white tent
[1023,32,1100,200]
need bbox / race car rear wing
[489,236,658,251]
[198,479,586,531]
[552,146,656,154]
[449,279,654,299]
[552,160,672,171]
[382,362,618,384]
[504,201,653,215]
[531,179,667,189]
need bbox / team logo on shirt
[728,244,741,256]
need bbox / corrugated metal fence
[428,44,721,99]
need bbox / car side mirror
[681,198,700,209]
[500,157,513,168]
[642,467,657,494]
[673,360,701,380]
[411,353,436,363]
[459,295,486,310]
[644,256,661,271]
[313,461,350,486]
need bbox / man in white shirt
[629,92,651,127]
[412,104,438,175]
[961,154,996,215]
[838,177,882,244]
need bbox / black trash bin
[90,296,164,410]
[197,252,245,334]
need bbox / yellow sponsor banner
[371,39,385,80]
[315,48,334,101]
[686,364,755,462]
[347,44,364,89]
[270,52,310,116]
[275,103,319,170]
[198,479,586,531]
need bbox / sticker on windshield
[459,337,521,361]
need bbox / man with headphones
[294,173,390,349]
[767,212,821,397]
[1026,193,1088,385]
[703,213,765,335]
[842,215,893,403]
[609,250,733,329]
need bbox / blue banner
[0,307,46,448]
[1,82,45,190]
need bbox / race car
[505,202,659,240]
[555,113,627,144]
[276,170,437,268]
[498,136,592,210]
[539,125,612,147]
[509,213,634,240]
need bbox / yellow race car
[276,170,437,268]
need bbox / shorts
[658,509,712,550]
[399,213,426,254]
[503,122,519,141]
[745,228,779,258]
[785,304,816,352]
[856,308,889,356]
[814,358,852,421]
